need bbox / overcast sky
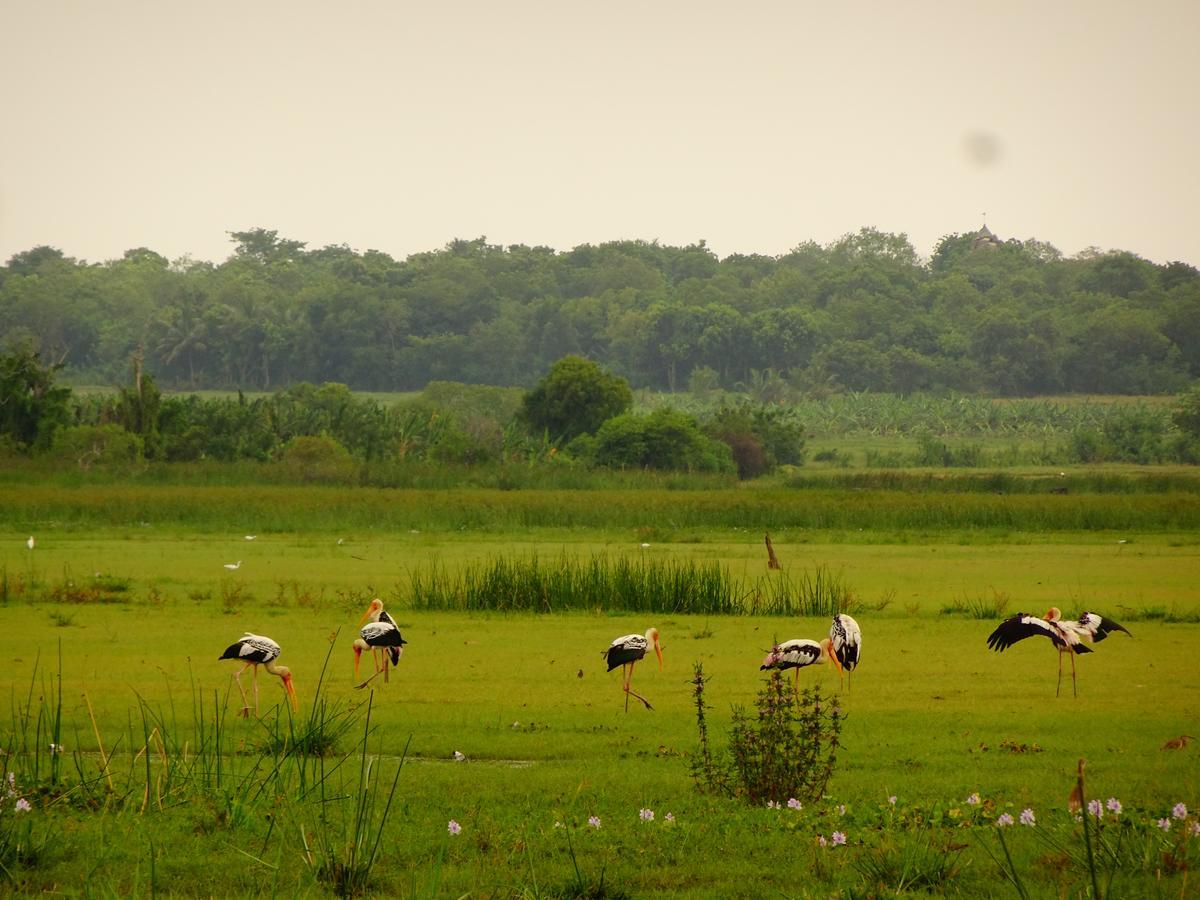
[2,0,1196,267]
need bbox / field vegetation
[2,471,1198,896]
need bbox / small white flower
[1020,808,1036,827]
[887,795,897,806]
[1158,818,1172,831]
[587,816,601,829]
[14,798,31,813]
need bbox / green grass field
[2,483,1199,896]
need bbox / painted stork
[986,606,1131,697]
[218,633,298,717]
[355,598,402,677]
[604,628,662,711]
[830,613,862,690]
[353,600,407,688]
[760,638,834,688]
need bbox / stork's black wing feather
[986,614,1059,652]
[1079,612,1131,642]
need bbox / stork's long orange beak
[655,644,664,671]
[284,675,298,712]
[358,608,373,627]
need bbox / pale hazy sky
[2,1,1197,267]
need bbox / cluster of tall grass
[409,553,856,616]
[0,647,408,896]
[4,481,1199,536]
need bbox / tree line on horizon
[2,226,1198,397]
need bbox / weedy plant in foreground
[690,663,841,806]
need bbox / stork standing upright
[760,637,834,688]
[353,598,407,688]
[829,613,862,690]
[604,628,663,711]
[218,633,298,717]
[986,607,1131,697]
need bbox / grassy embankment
[1,477,1198,896]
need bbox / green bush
[594,408,734,473]
[49,424,143,470]
[276,435,356,483]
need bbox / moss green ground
[1,508,1199,896]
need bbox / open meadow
[1,477,1199,897]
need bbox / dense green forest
[3,226,1198,395]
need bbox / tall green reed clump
[753,565,856,616]
[690,664,841,806]
[410,552,742,614]
[301,695,407,898]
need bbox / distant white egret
[244,535,257,541]
[224,560,242,571]
[26,536,34,550]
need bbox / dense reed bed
[5,481,1200,536]
[408,553,854,616]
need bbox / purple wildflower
[1173,803,1188,820]
[1158,818,1172,831]
[665,812,675,823]
[447,819,462,836]
[1087,799,1103,819]
[888,795,897,806]
[817,835,827,847]
[1020,808,1036,827]
[831,831,847,846]
[14,798,31,813]
[787,798,802,810]
[587,815,601,828]
[639,808,654,822]
[1106,798,1122,815]
[997,813,1014,827]
[966,793,980,806]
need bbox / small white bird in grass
[26,536,34,550]
[244,535,257,541]
[453,750,466,762]
[986,606,1132,697]
[604,628,663,711]
[223,560,242,571]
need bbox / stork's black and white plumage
[604,628,662,711]
[830,613,862,690]
[219,633,298,717]
[354,598,405,686]
[986,606,1131,697]
[353,599,407,689]
[760,638,833,687]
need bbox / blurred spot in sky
[963,131,1003,168]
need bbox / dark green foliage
[690,664,841,806]
[703,401,806,478]
[4,229,1199,396]
[593,408,734,473]
[520,355,633,443]
[0,346,72,452]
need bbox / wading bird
[760,638,834,688]
[986,607,1131,697]
[26,536,34,551]
[353,620,406,688]
[355,598,400,674]
[218,633,297,716]
[604,628,662,711]
[223,560,242,571]
[830,613,862,690]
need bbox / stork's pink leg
[232,663,253,717]
[1070,650,1078,698]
